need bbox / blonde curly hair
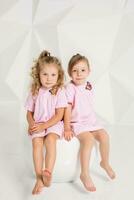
[30,50,64,95]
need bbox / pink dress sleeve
[65,83,75,105]
[25,92,36,112]
[55,88,68,108]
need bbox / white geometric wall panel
[0,0,134,148]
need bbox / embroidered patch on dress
[85,81,92,90]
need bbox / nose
[47,75,51,81]
[77,71,81,76]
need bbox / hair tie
[39,50,50,59]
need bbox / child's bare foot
[80,174,96,192]
[42,169,52,187]
[32,178,44,195]
[100,161,116,179]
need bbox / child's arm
[30,108,65,133]
[64,104,72,130]
[26,111,35,134]
[64,104,74,141]
[27,111,34,125]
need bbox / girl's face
[70,60,90,85]
[40,64,58,89]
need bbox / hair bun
[39,50,50,59]
[73,53,81,58]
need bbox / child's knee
[99,130,109,142]
[44,134,57,146]
[79,132,94,144]
[32,138,43,149]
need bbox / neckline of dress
[40,86,52,91]
[70,80,88,88]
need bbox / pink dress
[65,81,103,136]
[25,87,68,139]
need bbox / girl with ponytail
[25,50,67,195]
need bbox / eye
[72,69,77,72]
[43,73,47,76]
[82,69,85,72]
[52,73,56,76]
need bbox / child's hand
[28,122,35,135]
[64,129,74,141]
[30,122,45,133]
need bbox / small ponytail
[39,50,50,59]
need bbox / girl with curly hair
[25,50,67,195]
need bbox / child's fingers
[64,134,69,141]
[30,125,38,130]
[66,135,72,141]
[31,124,37,128]
[64,135,69,141]
[30,127,38,133]
[28,127,34,134]
[67,137,71,141]
[71,133,74,137]
[29,126,35,132]
[64,131,74,141]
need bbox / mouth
[46,83,53,85]
[76,78,83,81]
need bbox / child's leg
[32,137,44,195]
[77,132,96,192]
[93,129,116,179]
[43,133,59,186]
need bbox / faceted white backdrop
[0,0,134,200]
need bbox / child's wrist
[64,126,71,131]
[29,121,35,126]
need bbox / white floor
[0,106,134,200]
